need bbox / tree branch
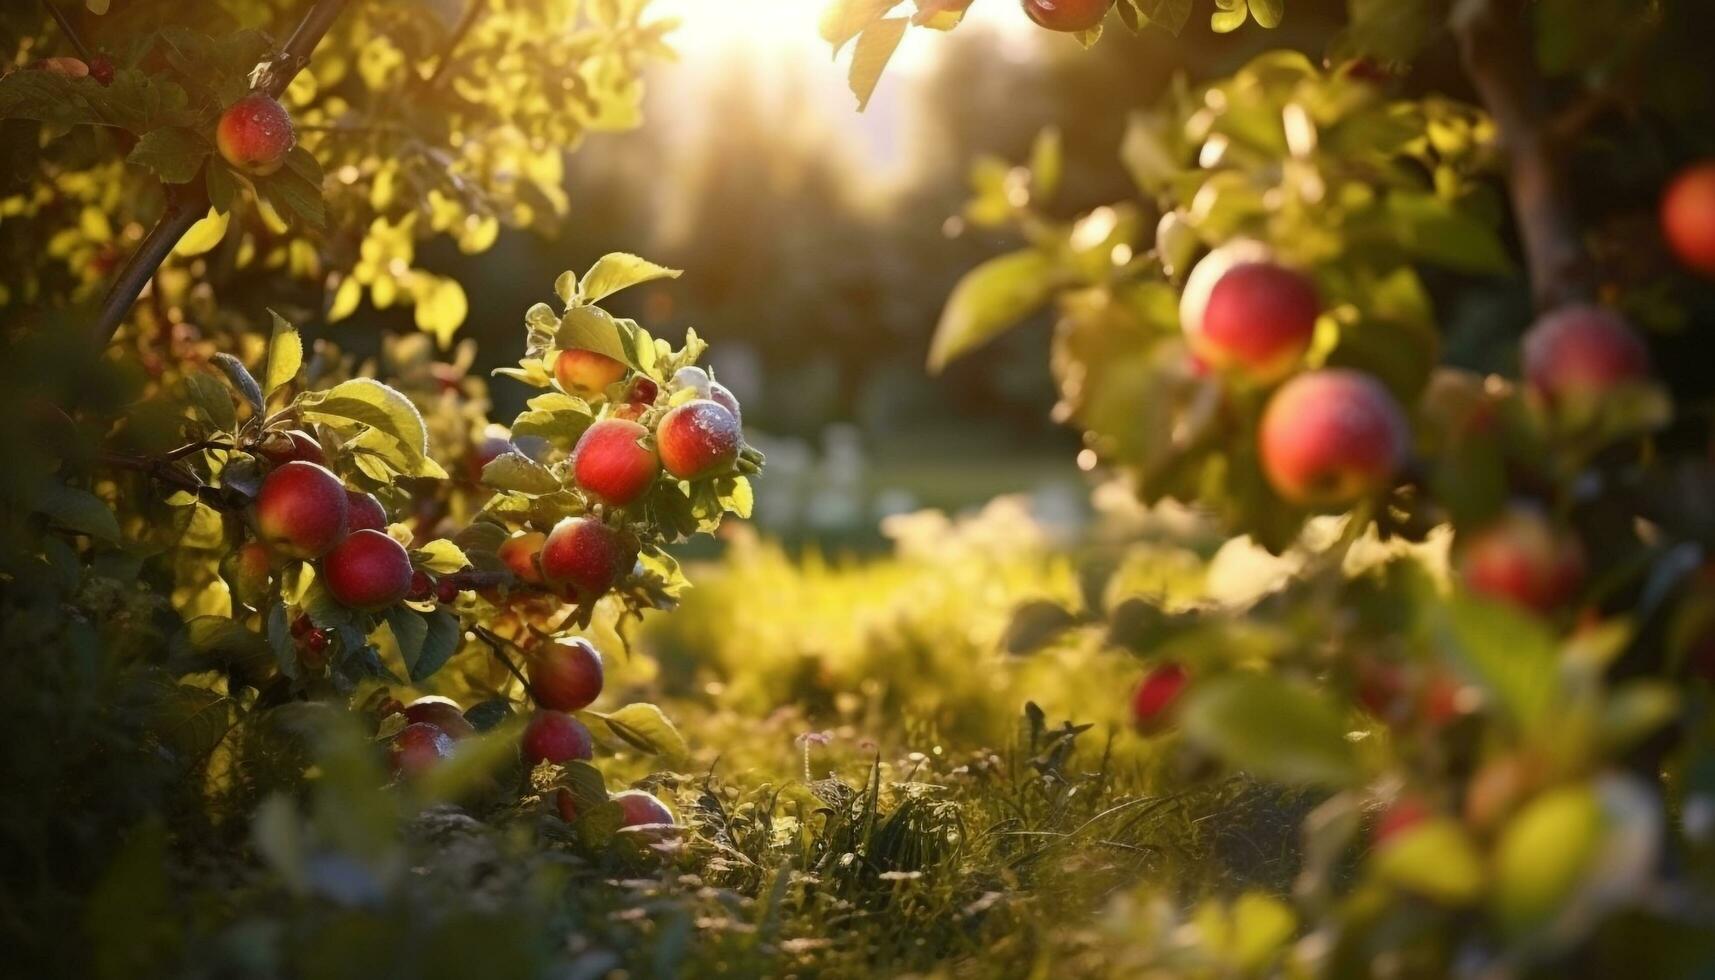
[1452,0,1595,310]
[40,0,92,62]
[422,0,484,91]
[89,0,351,348]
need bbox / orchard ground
[7,1,1715,979]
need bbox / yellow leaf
[263,310,302,397]
[328,277,362,322]
[848,17,908,112]
[414,277,468,347]
[173,208,229,257]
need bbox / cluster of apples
[233,430,465,649]
[383,636,675,830]
[491,349,747,603]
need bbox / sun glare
[653,0,1035,75]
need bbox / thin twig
[422,0,484,90]
[473,625,539,703]
[89,0,351,348]
[40,0,92,62]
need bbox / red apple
[555,349,628,399]
[1520,305,1649,401]
[572,418,660,506]
[345,490,388,533]
[1373,796,1431,847]
[522,711,594,765]
[403,695,476,740]
[528,637,605,712]
[1456,507,1585,613]
[1020,0,1110,32]
[321,529,414,612]
[655,399,741,480]
[498,531,547,585]
[1661,161,1715,277]
[216,93,295,177]
[255,461,348,559]
[612,789,676,828]
[1258,369,1409,507]
[1130,662,1188,733]
[1180,244,1319,382]
[88,55,114,86]
[540,517,636,600]
[388,722,454,777]
[257,429,326,467]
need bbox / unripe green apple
[402,695,476,740]
[1020,0,1110,32]
[554,349,628,399]
[572,418,660,506]
[655,399,741,480]
[540,517,636,600]
[255,461,348,559]
[1130,662,1188,734]
[528,637,605,712]
[522,711,594,765]
[221,541,273,609]
[498,530,547,585]
[345,490,388,533]
[612,789,675,827]
[1180,243,1319,382]
[321,529,414,611]
[257,429,325,466]
[1258,369,1409,507]
[216,93,295,177]
[1456,507,1585,613]
[1521,305,1650,401]
[388,721,454,777]
[1661,161,1715,277]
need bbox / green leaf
[1371,818,1485,904]
[579,253,681,304]
[34,481,121,541]
[1134,0,1192,33]
[1029,126,1062,200]
[1437,596,1560,734]
[385,607,428,672]
[127,127,208,183]
[410,539,470,575]
[559,760,609,810]
[264,310,302,398]
[295,378,431,474]
[928,250,1057,373]
[480,452,561,494]
[209,352,264,415]
[256,148,325,230]
[555,305,643,370]
[1180,673,1361,787]
[409,609,462,682]
[1250,0,1285,28]
[593,703,689,763]
[848,17,908,111]
[205,163,239,213]
[1342,0,1438,63]
[1386,191,1515,276]
[183,371,238,431]
[1001,600,1080,655]
[510,393,595,447]
[171,617,271,676]
[1211,0,1250,33]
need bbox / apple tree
[837,0,1715,971]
